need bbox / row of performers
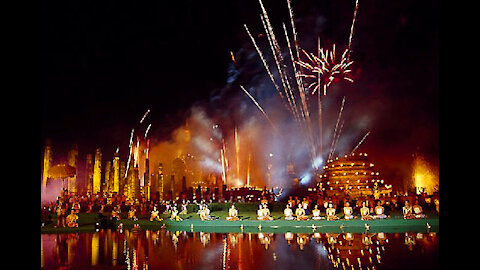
[249,200,425,221]
[111,199,427,224]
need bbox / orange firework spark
[230,51,236,64]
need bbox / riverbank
[41,210,438,234]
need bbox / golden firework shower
[412,154,438,195]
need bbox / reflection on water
[41,229,438,269]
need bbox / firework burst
[297,45,354,96]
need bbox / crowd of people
[41,188,438,228]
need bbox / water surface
[41,229,438,269]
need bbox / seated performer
[284,204,295,220]
[360,201,373,220]
[170,206,183,221]
[311,205,322,220]
[403,201,414,219]
[203,204,211,217]
[226,204,240,221]
[295,205,309,220]
[150,206,162,221]
[326,203,339,220]
[199,205,213,221]
[343,202,354,220]
[128,206,138,221]
[66,210,79,228]
[412,200,426,218]
[374,201,388,219]
[257,204,273,220]
[163,201,171,214]
[111,206,120,221]
[180,200,188,215]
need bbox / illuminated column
[93,148,102,194]
[67,144,78,194]
[126,166,134,200]
[86,154,94,194]
[104,161,111,194]
[42,144,52,194]
[158,163,164,201]
[144,157,150,199]
[182,176,187,193]
[170,175,175,200]
[134,167,140,199]
[119,161,126,196]
[113,154,120,194]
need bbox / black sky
[41,0,438,185]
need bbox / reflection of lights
[285,232,293,241]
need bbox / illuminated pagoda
[319,153,392,198]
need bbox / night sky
[41,0,438,187]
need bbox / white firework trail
[139,109,150,124]
[347,0,360,61]
[243,24,286,104]
[144,124,152,139]
[350,131,370,155]
[125,128,135,178]
[240,85,277,131]
[330,120,344,159]
[328,97,346,160]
